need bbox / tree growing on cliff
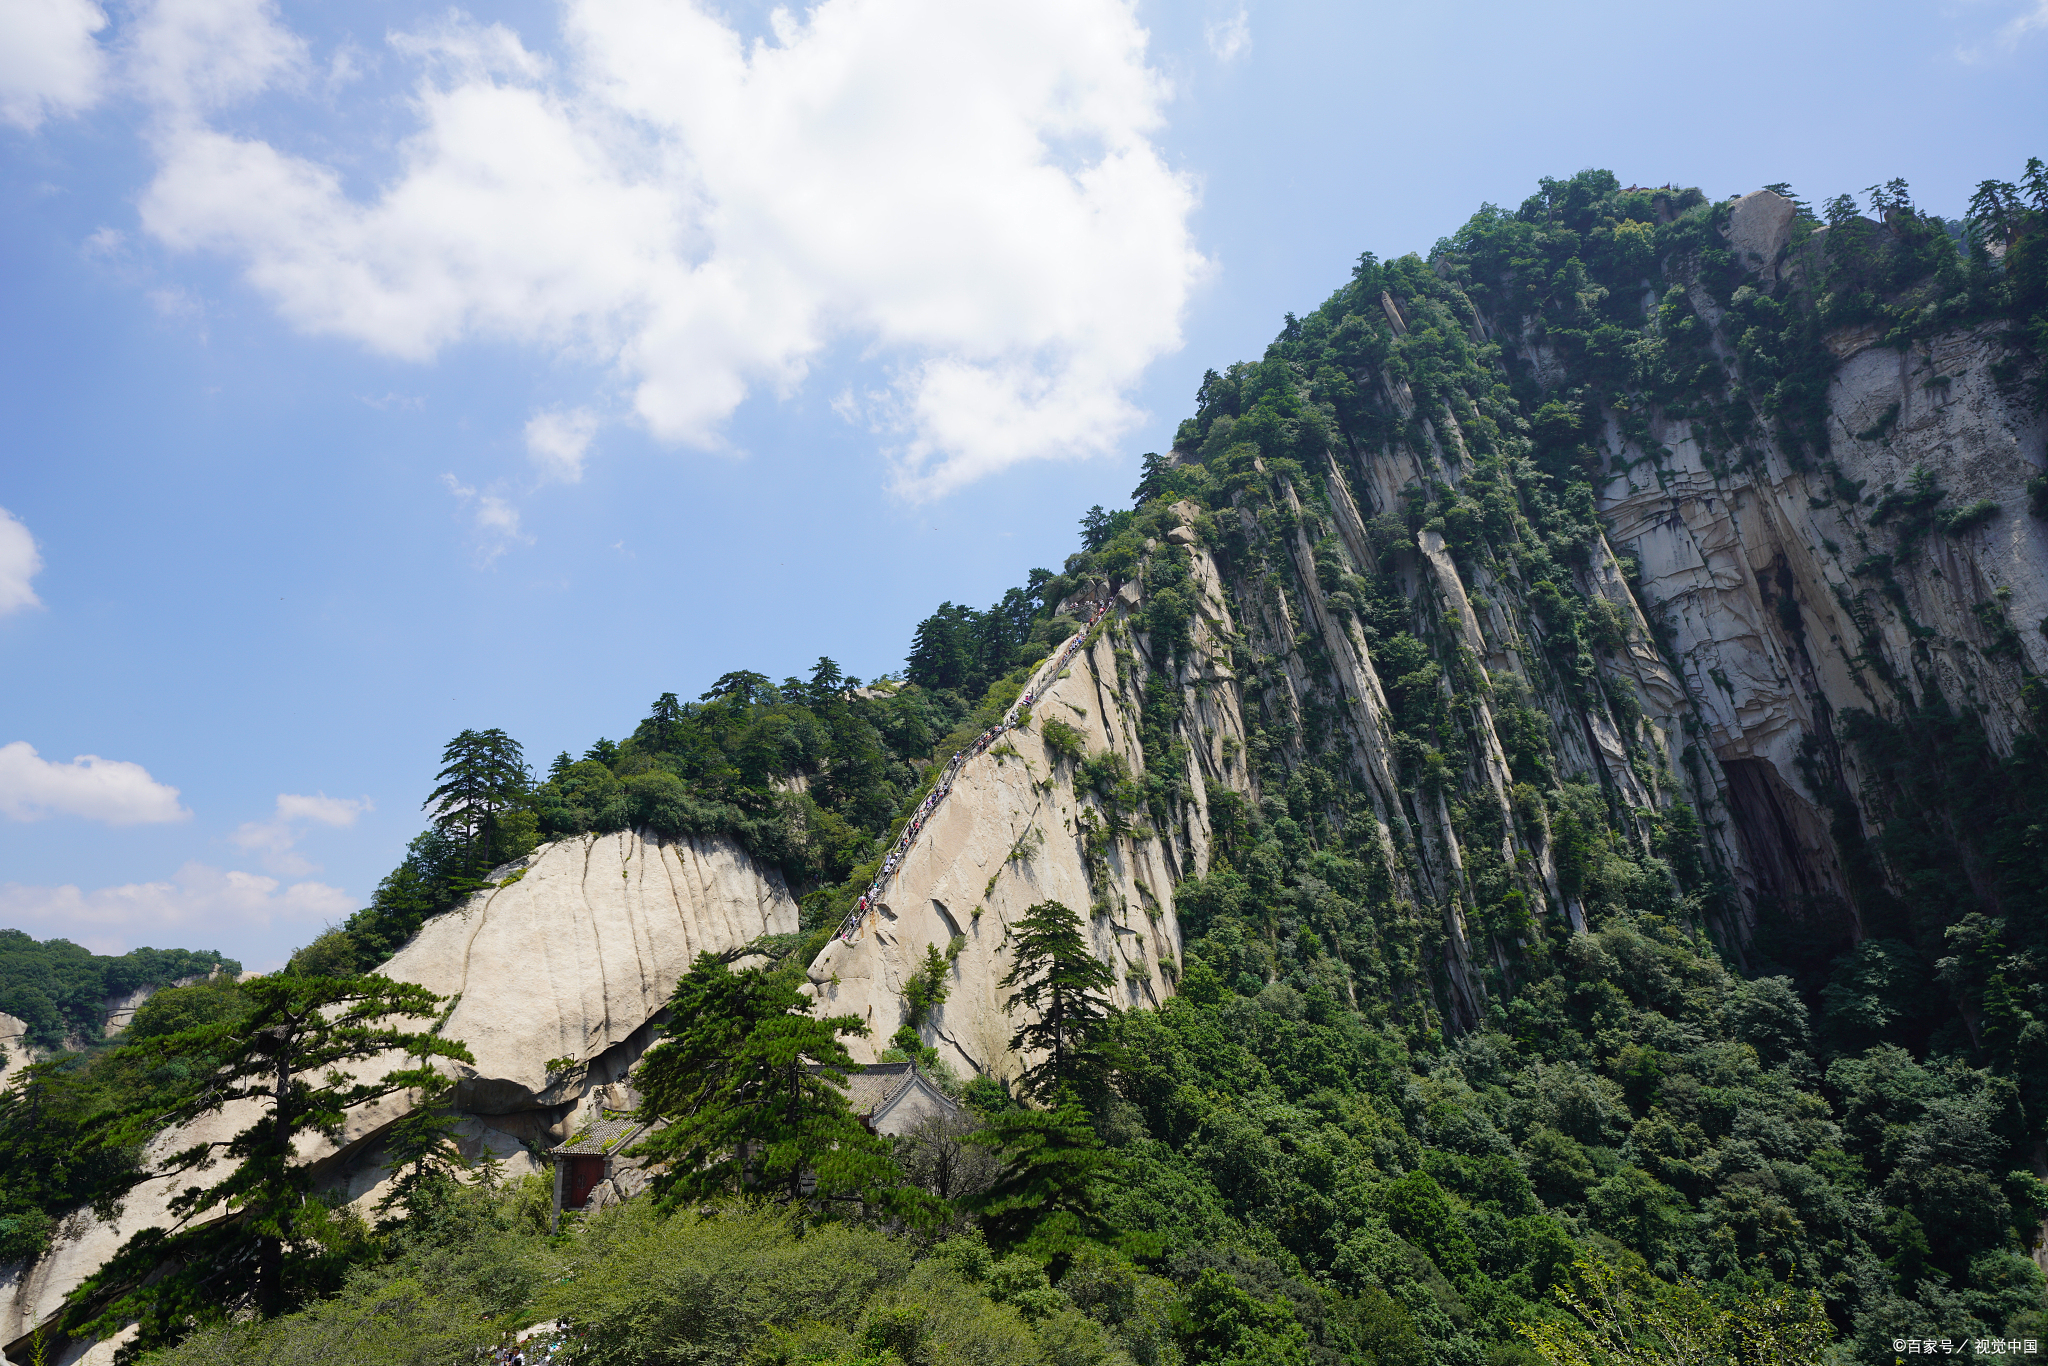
[999,900,1116,1102]
[1078,505,1134,552]
[631,953,933,1224]
[423,728,534,882]
[63,973,474,1358]
[372,1002,470,1233]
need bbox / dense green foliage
[0,972,250,1265]
[964,1095,1124,1271]
[907,576,1060,699]
[63,974,473,1358]
[1026,159,2048,1358]
[631,950,929,1222]
[1001,901,1118,1102]
[0,931,236,1050]
[1096,894,2047,1360]
[146,1198,1175,1366]
[140,1173,554,1366]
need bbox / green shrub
[1041,719,1087,764]
[1939,497,2001,534]
[544,1204,913,1366]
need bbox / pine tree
[1026,567,1055,603]
[373,1003,468,1232]
[906,603,977,692]
[700,670,770,705]
[1131,451,1173,504]
[960,1089,1118,1268]
[974,587,1037,684]
[1079,505,1112,551]
[422,728,530,879]
[999,900,1115,1102]
[63,974,473,1356]
[370,1070,465,1233]
[645,692,686,749]
[632,954,934,1224]
[806,657,845,707]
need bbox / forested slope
[8,162,2048,1366]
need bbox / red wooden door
[564,1156,605,1208]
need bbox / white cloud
[132,0,1208,499]
[82,225,125,257]
[387,12,546,84]
[525,407,600,482]
[0,507,43,616]
[442,474,532,564]
[0,863,352,958]
[147,284,206,332]
[1996,0,2048,45]
[273,792,369,825]
[0,741,188,824]
[0,0,108,129]
[229,792,371,875]
[324,43,361,93]
[1955,0,2048,59]
[123,0,304,114]
[1204,9,1250,63]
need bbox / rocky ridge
[807,552,1243,1078]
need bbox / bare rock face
[808,625,1210,1082]
[384,829,800,1114]
[1,831,799,1361]
[1723,189,1796,277]
[0,1013,28,1093]
[1592,292,2048,932]
[804,496,1272,1086]
[97,974,214,1041]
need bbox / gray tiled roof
[549,1113,646,1157]
[841,1060,918,1116]
[839,1062,965,1122]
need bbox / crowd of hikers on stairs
[835,594,1113,945]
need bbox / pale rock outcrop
[2,830,798,1363]
[383,829,800,1113]
[0,1013,28,1092]
[1723,189,1796,278]
[802,511,1275,1082]
[1593,256,2048,931]
[98,988,153,1039]
[808,614,1198,1083]
[97,973,214,1040]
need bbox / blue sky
[3,0,2044,970]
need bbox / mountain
[7,166,2048,1366]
